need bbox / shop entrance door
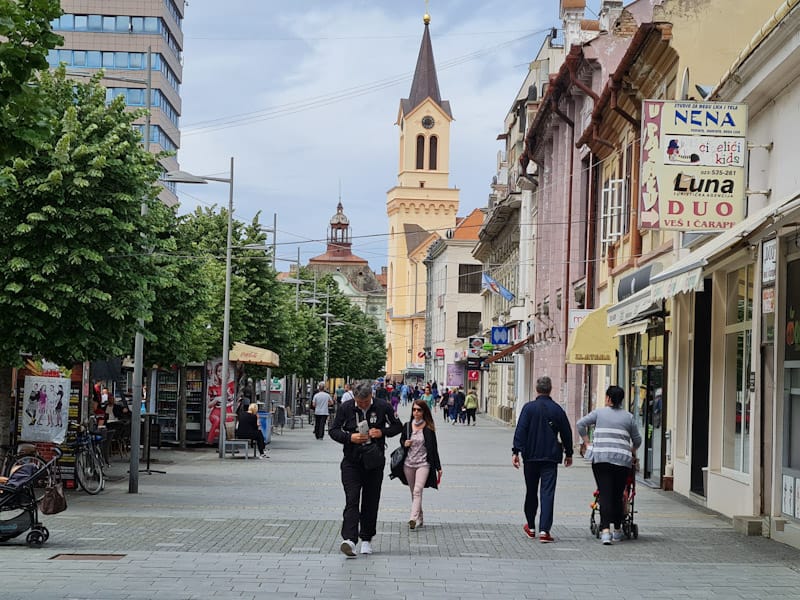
[633,365,664,483]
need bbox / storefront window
[722,265,753,473]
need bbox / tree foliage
[0,68,164,366]
[0,0,63,166]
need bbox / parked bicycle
[0,442,60,503]
[66,420,105,494]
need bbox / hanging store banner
[639,100,748,231]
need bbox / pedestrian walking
[312,383,333,440]
[329,380,402,557]
[390,399,442,529]
[512,376,573,543]
[455,386,467,424]
[464,388,478,425]
[421,384,434,411]
[576,385,641,545]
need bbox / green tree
[0,0,63,166]
[0,68,164,366]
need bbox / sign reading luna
[640,100,748,231]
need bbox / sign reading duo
[640,100,748,231]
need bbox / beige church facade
[385,14,459,382]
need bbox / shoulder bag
[390,422,411,476]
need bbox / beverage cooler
[155,368,179,444]
[184,364,206,444]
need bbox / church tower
[385,11,459,382]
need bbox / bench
[223,439,257,459]
[224,422,258,459]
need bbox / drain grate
[50,553,125,561]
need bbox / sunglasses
[412,407,423,412]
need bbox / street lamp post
[164,158,235,459]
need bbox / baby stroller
[589,465,638,539]
[0,447,62,547]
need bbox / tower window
[429,136,438,170]
[416,135,425,170]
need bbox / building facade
[424,209,483,389]
[50,0,185,205]
[308,202,387,334]
[385,13,459,381]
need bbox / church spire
[404,10,451,117]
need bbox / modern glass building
[48,0,185,205]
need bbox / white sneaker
[340,540,356,557]
[359,540,373,555]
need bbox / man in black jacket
[329,380,402,557]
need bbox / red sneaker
[523,524,536,539]
[539,531,555,543]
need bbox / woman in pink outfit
[393,399,442,529]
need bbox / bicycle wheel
[10,455,53,503]
[75,449,103,494]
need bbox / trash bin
[258,411,272,445]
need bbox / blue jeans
[522,460,558,533]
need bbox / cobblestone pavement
[2,406,799,599]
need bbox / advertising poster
[640,100,748,231]
[446,363,464,388]
[783,475,795,516]
[205,358,236,444]
[21,375,71,444]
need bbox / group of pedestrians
[512,376,641,546]
[436,386,479,425]
[326,374,640,558]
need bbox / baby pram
[0,447,62,547]
[589,465,638,539]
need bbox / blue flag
[482,273,515,302]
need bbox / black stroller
[589,465,638,539]
[0,447,62,547]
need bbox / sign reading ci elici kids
[639,100,748,231]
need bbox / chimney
[560,0,586,49]
[599,0,624,33]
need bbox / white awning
[614,320,649,337]
[609,192,800,325]
[607,288,655,327]
[649,193,800,302]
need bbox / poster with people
[21,375,71,444]
[205,358,236,444]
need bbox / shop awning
[649,194,800,303]
[607,287,657,327]
[229,342,280,367]
[483,335,532,365]
[565,305,617,364]
[614,320,649,337]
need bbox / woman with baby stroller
[576,385,641,545]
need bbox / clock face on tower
[421,115,435,129]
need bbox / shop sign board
[467,337,484,357]
[762,238,777,284]
[640,100,747,231]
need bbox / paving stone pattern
[1,406,799,599]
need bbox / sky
[176,1,604,272]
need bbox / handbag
[390,422,411,475]
[40,483,67,515]
[359,442,385,471]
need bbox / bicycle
[66,420,105,494]
[0,442,60,503]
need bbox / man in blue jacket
[512,375,573,543]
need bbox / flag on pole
[482,273,515,302]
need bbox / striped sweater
[576,406,642,468]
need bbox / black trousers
[340,457,384,543]
[592,462,629,530]
[314,415,328,439]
